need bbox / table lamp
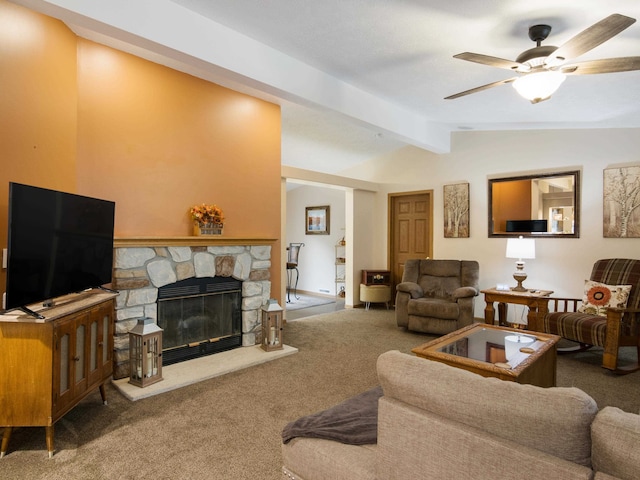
[506,236,535,292]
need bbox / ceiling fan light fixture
[512,71,566,103]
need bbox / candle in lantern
[146,352,153,377]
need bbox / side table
[481,287,553,332]
[360,270,391,310]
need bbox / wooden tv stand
[0,290,117,458]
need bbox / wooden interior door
[389,191,433,303]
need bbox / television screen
[5,182,115,313]
[506,219,548,233]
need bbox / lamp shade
[506,236,535,260]
[512,71,566,103]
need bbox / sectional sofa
[282,350,640,480]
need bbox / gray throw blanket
[282,386,382,445]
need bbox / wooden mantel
[113,236,278,247]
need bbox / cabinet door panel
[74,322,88,393]
[75,324,85,381]
[88,317,101,386]
[59,333,70,394]
[98,302,114,375]
[53,318,76,415]
[102,313,109,365]
[90,319,98,372]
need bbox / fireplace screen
[157,277,242,365]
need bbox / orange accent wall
[0,0,78,296]
[0,1,282,299]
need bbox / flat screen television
[505,219,548,233]
[5,182,115,318]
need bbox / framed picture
[444,182,469,238]
[305,205,330,235]
[603,165,640,238]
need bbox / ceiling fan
[445,13,640,103]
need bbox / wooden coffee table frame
[412,323,560,387]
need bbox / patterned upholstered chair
[542,258,640,374]
[395,259,479,335]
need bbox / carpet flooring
[2,310,639,480]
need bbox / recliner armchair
[395,259,479,335]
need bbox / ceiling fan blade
[445,77,517,100]
[561,57,640,75]
[547,14,636,64]
[453,52,527,72]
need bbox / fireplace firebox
[157,276,242,366]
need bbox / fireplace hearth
[111,240,274,379]
[158,276,242,365]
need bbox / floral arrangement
[189,203,225,225]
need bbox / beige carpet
[2,309,639,480]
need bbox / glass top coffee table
[411,323,560,387]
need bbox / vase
[194,222,223,236]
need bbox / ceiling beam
[12,0,452,153]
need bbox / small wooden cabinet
[361,270,391,286]
[360,270,392,310]
[0,291,116,457]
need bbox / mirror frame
[488,170,580,238]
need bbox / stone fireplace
[111,237,275,379]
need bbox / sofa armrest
[452,286,478,300]
[607,307,640,314]
[592,406,640,480]
[396,282,423,299]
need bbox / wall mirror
[488,170,580,238]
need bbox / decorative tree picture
[603,166,640,238]
[444,183,469,238]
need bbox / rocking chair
[541,258,640,374]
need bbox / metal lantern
[261,299,283,351]
[129,317,163,387]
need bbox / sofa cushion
[594,473,625,480]
[377,397,592,480]
[281,438,376,480]
[408,297,459,319]
[377,350,598,467]
[591,406,640,480]
[417,275,461,300]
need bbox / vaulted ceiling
[13,0,640,174]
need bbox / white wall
[347,189,379,305]
[340,128,640,321]
[285,184,346,295]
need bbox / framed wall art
[444,182,469,238]
[305,205,330,235]
[603,165,640,238]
